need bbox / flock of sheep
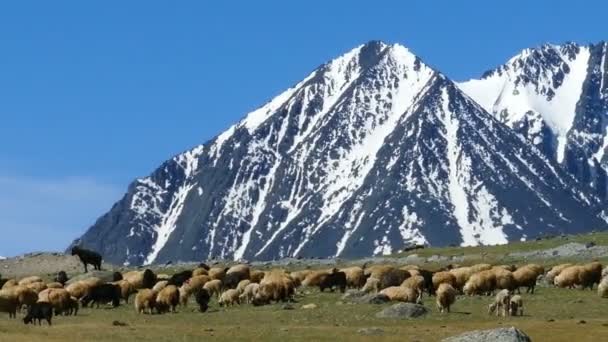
[1,257,608,326]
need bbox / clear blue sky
[1,0,606,257]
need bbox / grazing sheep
[135,289,157,314]
[380,286,421,303]
[45,282,63,289]
[23,302,53,326]
[497,265,517,272]
[54,271,68,286]
[436,283,457,313]
[112,272,123,282]
[464,270,496,296]
[488,289,511,317]
[0,290,19,318]
[249,270,266,284]
[123,269,157,290]
[66,281,91,299]
[236,279,252,294]
[156,274,171,281]
[302,270,332,287]
[579,262,603,290]
[513,266,540,294]
[493,268,516,291]
[80,277,104,288]
[379,269,410,290]
[26,282,47,294]
[11,285,38,309]
[2,279,18,290]
[112,280,135,304]
[192,268,208,277]
[219,289,240,307]
[319,271,347,293]
[509,295,523,316]
[470,263,492,274]
[37,288,71,315]
[152,280,169,292]
[289,270,311,287]
[81,284,121,308]
[432,271,457,291]
[364,265,395,282]
[227,264,251,280]
[524,264,544,276]
[167,270,193,287]
[195,288,211,312]
[554,266,583,289]
[208,267,228,282]
[18,276,43,286]
[71,246,102,273]
[253,270,295,305]
[340,267,366,289]
[401,275,425,293]
[362,277,380,294]
[156,285,179,313]
[66,296,79,316]
[203,279,223,299]
[546,263,573,284]
[239,283,260,304]
[449,267,472,292]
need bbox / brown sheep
[0,290,18,318]
[254,270,294,305]
[11,285,38,309]
[546,263,573,284]
[219,289,240,307]
[380,286,421,303]
[401,275,425,293]
[152,280,169,292]
[513,266,539,294]
[289,270,311,287]
[493,268,516,291]
[177,275,209,307]
[597,277,608,298]
[227,264,250,278]
[46,282,64,289]
[203,279,222,298]
[470,263,492,273]
[554,266,583,289]
[123,270,156,290]
[156,285,179,313]
[301,269,332,287]
[66,296,79,316]
[449,267,472,292]
[523,264,544,276]
[208,267,228,282]
[112,280,135,304]
[26,281,47,294]
[38,288,71,314]
[1,279,18,290]
[189,275,211,291]
[192,268,208,277]
[432,271,457,291]
[18,276,43,286]
[66,281,90,299]
[464,270,496,296]
[236,279,252,294]
[340,267,366,289]
[579,262,603,290]
[364,265,395,281]
[79,277,103,288]
[249,270,266,284]
[156,274,171,281]
[436,283,457,313]
[135,289,157,314]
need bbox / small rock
[586,242,596,248]
[204,328,214,332]
[442,327,531,342]
[302,304,317,309]
[112,321,128,327]
[357,327,384,336]
[578,320,587,324]
[281,303,294,310]
[547,318,555,322]
[280,328,289,332]
[375,303,428,319]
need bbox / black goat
[81,284,121,308]
[319,271,347,293]
[195,288,211,312]
[167,270,193,287]
[23,302,53,326]
[71,246,102,273]
[54,271,68,285]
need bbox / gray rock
[281,303,294,310]
[375,303,428,319]
[442,327,531,342]
[66,270,117,284]
[358,327,384,336]
[342,291,390,304]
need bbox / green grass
[2,286,608,341]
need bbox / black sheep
[54,271,68,285]
[141,269,157,289]
[71,246,102,273]
[112,272,123,282]
[167,270,193,287]
[379,269,410,290]
[81,284,121,308]
[223,273,242,290]
[319,271,347,293]
[198,263,210,271]
[195,288,211,312]
[23,302,53,326]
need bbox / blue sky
[1,0,607,256]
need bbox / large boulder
[442,327,532,342]
[375,303,428,319]
[66,271,116,284]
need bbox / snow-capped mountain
[459,42,608,200]
[71,41,607,266]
